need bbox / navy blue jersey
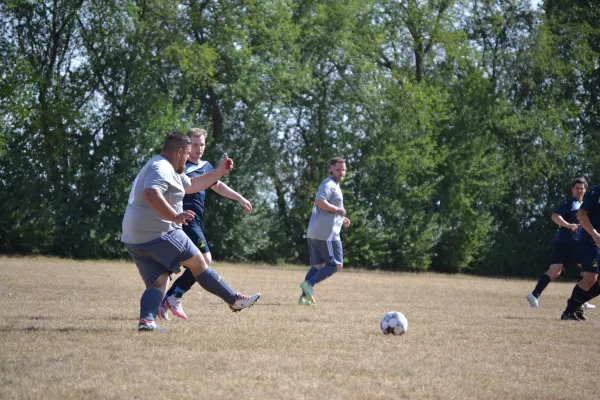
[579,185,600,243]
[553,197,582,242]
[182,160,216,229]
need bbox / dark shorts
[124,229,200,286]
[307,238,343,267]
[580,240,600,273]
[551,240,581,266]
[183,225,210,254]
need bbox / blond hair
[187,128,208,139]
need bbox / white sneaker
[157,301,170,320]
[230,293,261,312]
[526,293,539,308]
[583,302,596,310]
[164,295,188,319]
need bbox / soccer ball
[380,311,408,335]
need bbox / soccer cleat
[157,301,170,320]
[138,320,167,332]
[575,310,587,321]
[300,281,316,305]
[229,293,261,312]
[583,302,596,310]
[561,312,581,321]
[164,296,188,319]
[526,293,539,308]
[298,294,311,305]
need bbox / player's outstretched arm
[186,157,234,194]
[211,182,252,213]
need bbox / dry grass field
[1,257,599,400]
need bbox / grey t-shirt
[121,155,191,244]
[306,177,344,241]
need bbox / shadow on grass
[0,326,118,333]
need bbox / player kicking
[299,157,351,305]
[526,178,595,315]
[121,132,260,332]
[561,182,600,320]
[157,128,253,320]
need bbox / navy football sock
[195,268,237,305]
[308,263,338,286]
[140,288,164,321]
[304,266,319,282]
[582,281,600,303]
[166,268,196,298]
[565,284,588,313]
[532,274,552,298]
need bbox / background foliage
[1,0,598,276]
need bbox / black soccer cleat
[575,311,587,321]
[561,312,581,321]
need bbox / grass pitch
[0,257,598,399]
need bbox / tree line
[1,0,599,276]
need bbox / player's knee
[547,264,563,278]
[203,252,212,265]
[150,272,170,291]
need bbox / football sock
[583,281,600,302]
[304,266,319,282]
[166,267,196,298]
[140,288,164,321]
[565,284,588,313]
[308,263,338,286]
[532,274,552,298]
[195,267,236,305]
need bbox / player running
[526,178,595,316]
[121,132,260,332]
[158,128,253,320]
[298,157,351,305]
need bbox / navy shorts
[124,229,200,286]
[580,240,600,273]
[550,240,581,266]
[307,238,343,267]
[183,225,210,254]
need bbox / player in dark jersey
[158,128,252,320]
[526,178,594,314]
[561,182,600,320]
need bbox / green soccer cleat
[300,281,316,305]
[298,294,311,305]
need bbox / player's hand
[334,207,346,217]
[174,210,195,225]
[217,157,234,174]
[593,232,600,247]
[343,217,351,228]
[238,198,252,213]
[568,223,579,232]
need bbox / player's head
[162,131,191,173]
[329,157,347,183]
[187,128,207,163]
[571,177,587,200]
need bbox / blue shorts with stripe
[307,238,343,267]
[580,239,600,273]
[183,224,210,254]
[124,229,200,286]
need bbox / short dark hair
[162,131,191,153]
[330,157,346,166]
[572,177,588,188]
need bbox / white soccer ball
[380,311,408,335]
